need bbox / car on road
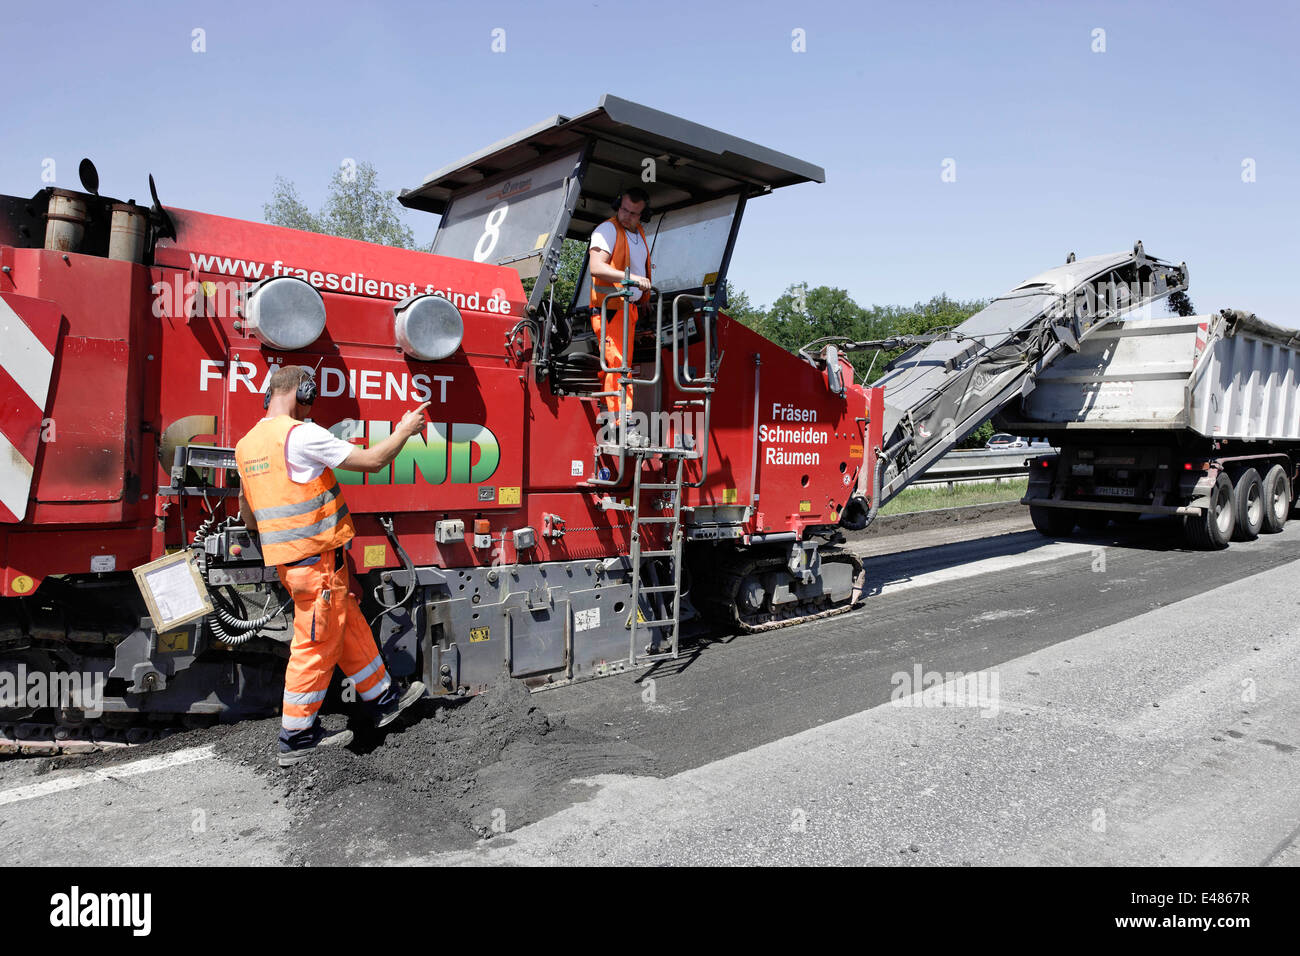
[986,433,1029,449]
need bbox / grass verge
[879,479,1028,516]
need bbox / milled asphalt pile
[218,676,655,863]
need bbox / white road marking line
[875,541,1096,595]
[0,745,215,807]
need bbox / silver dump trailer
[996,308,1300,548]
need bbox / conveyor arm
[827,243,1188,529]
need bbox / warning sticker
[158,631,189,653]
[850,444,864,458]
[363,544,387,568]
[469,626,490,643]
[499,486,521,505]
[11,575,34,594]
[574,607,601,632]
[799,500,812,513]
[721,488,738,504]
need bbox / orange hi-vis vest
[234,416,355,567]
[590,217,652,312]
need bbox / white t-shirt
[591,221,647,302]
[277,420,355,483]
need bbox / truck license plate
[1094,485,1136,497]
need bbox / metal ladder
[586,275,722,663]
[621,445,695,662]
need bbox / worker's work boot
[277,727,354,768]
[376,680,428,728]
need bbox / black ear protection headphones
[611,188,652,223]
[263,367,318,409]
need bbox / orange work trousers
[276,547,392,744]
[592,304,639,414]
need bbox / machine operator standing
[234,365,428,766]
[588,187,653,425]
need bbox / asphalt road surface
[3,515,1298,866]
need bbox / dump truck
[996,308,1300,548]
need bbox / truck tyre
[1260,464,1290,534]
[1030,506,1075,537]
[1230,468,1264,541]
[1183,472,1235,550]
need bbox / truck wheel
[1183,472,1235,550]
[1030,506,1076,537]
[1260,464,1290,533]
[1231,468,1264,541]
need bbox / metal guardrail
[908,446,1054,489]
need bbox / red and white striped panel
[1192,319,1209,366]
[0,293,61,523]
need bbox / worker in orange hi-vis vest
[234,365,430,767]
[588,186,653,440]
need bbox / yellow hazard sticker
[850,444,864,458]
[636,608,646,623]
[799,500,812,513]
[11,574,34,594]
[721,488,738,504]
[158,631,189,653]
[469,626,490,643]
[499,486,521,505]
[363,544,387,568]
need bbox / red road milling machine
[0,96,1188,751]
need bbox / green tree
[753,283,869,352]
[523,238,587,312]
[264,162,414,249]
[723,281,766,328]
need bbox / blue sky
[3,0,1296,318]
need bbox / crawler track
[696,549,864,633]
